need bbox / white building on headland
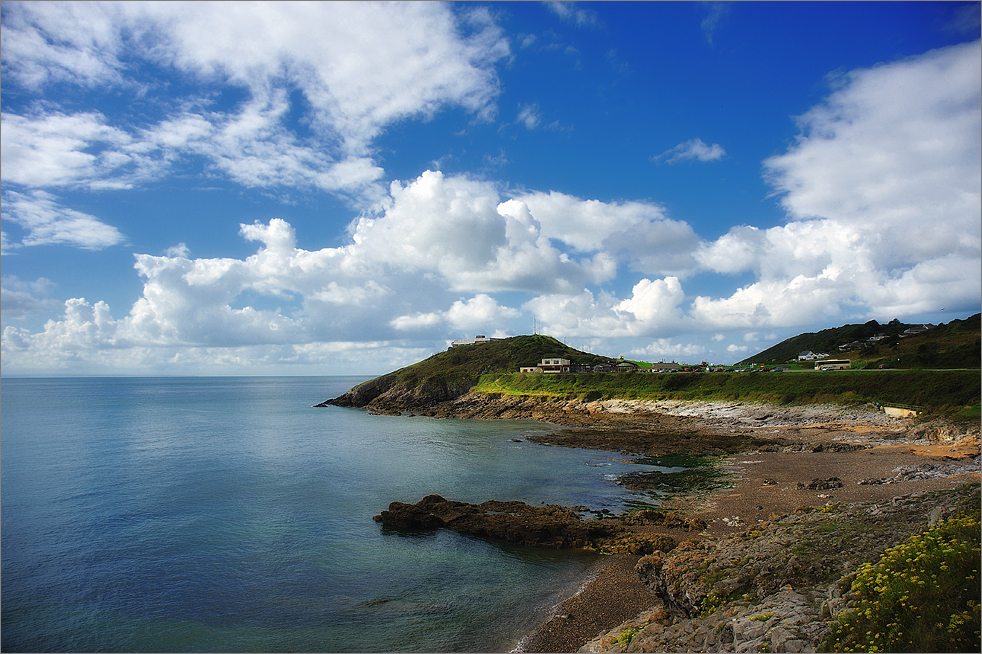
[520,358,571,374]
[450,335,501,348]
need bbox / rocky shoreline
[579,484,979,653]
[330,384,980,653]
[322,384,953,437]
[528,413,980,653]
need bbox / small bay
[1,377,668,652]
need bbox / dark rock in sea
[375,494,618,549]
[374,494,680,553]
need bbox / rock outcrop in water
[374,494,686,554]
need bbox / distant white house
[450,334,501,348]
[798,351,830,361]
[520,358,571,374]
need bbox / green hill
[323,335,613,407]
[740,313,980,369]
[385,335,611,386]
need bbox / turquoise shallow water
[1,377,667,652]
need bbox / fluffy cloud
[1,190,125,250]
[514,190,700,276]
[1,2,509,200]
[696,40,981,328]
[523,276,690,339]
[764,41,980,237]
[630,338,707,360]
[392,294,520,333]
[1,112,141,189]
[347,172,630,294]
[4,173,689,365]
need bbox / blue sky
[2,1,980,376]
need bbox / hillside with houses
[739,313,980,369]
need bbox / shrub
[612,626,640,645]
[821,509,981,653]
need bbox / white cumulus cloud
[695,40,981,328]
[1,2,510,201]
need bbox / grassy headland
[325,330,980,418]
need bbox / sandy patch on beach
[667,439,980,538]
[519,422,980,653]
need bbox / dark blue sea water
[1,377,670,652]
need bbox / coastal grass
[820,506,981,653]
[473,369,981,416]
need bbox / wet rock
[374,494,680,552]
[621,510,707,532]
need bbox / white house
[520,358,571,374]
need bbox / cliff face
[318,375,476,411]
[320,374,397,407]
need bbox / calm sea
[1,377,668,652]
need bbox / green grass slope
[474,369,981,416]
